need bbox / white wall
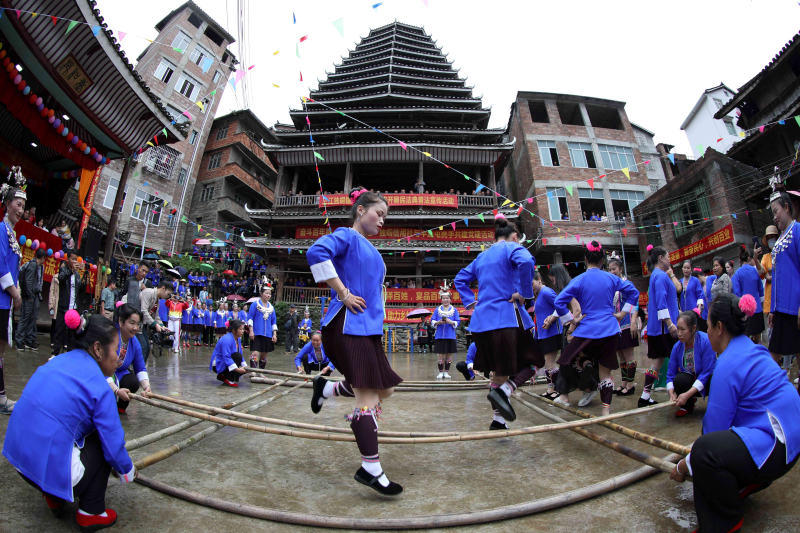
[684,87,743,158]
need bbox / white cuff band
[310,260,337,282]
[227,363,238,371]
[621,303,634,313]
[657,309,671,320]
[696,299,704,307]
[272,325,278,332]
[0,272,13,290]
[247,319,254,327]
[136,371,149,383]
[666,382,674,391]
[685,453,693,476]
[693,379,704,392]
[120,465,135,483]
[559,311,574,325]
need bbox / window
[585,105,623,130]
[131,190,162,225]
[142,145,181,180]
[166,104,189,124]
[222,52,229,64]
[537,140,560,167]
[598,144,637,171]
[567,142,597,168]
[153,58,176,84]
[723,118,736,135]
[171,30,191,52]
[208,152,222,169]
[177,167,187,185]
[200,184,215,201]
[556,102,584,126]
[189,44,212,66]
[578,188,606,221]
[641,214,662,247]
[669,185,711,238]
[212,70,221,84]
[175,73,201,100]
[546,187,569,221]
[610,189,645,218]
[204,26,224,47]
[189,130,199,145]
[216,124,229,140]
[188,12,203,28]
[527,100,549,123]
[102,177,126,211]
[713,98,724,109]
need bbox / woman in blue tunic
[731,247,765,342]
[679,259,706,331]
[640,246,680,408]
[307,187,403,496]
[2,315,136,530]
[666,311,716,417]
[608,256,641,396]
[294,332,334,375]
[246,286,277,369]
[532,271,563,399]
[431,286,460,379]
[209,319,248,387]
[0,167,25,415]
[670,293,800,532]
[454,216,540,429]
[552,242,639,415]
[110,304,151,414]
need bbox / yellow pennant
[501,199,512,207]
[422,152,432,157]
[621,167,630,180]
[195,101,205,112]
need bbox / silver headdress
[769,166,784,203]
[438,280,452,298]
[1,166,27,203]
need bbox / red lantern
[66,132,74,142]
[89,147,97,156]
[2,57,10,67]
[16,80,25,91]
[28,94,36,104]
[40,107,49,118]
[56,124,64,134]
[48,109,54,118]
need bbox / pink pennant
[299,35,308,42]
[299,71,303,82]
[235,70,246,84]
[575,234,581,242]
[526,197,533,204]
[643,160,650,165]
[182,110,193,120]
[398,141,407,150]
[587,178,594,190]
[450,222,456,231]
[15,10,21,18]
[495,192,501,197]
[673,221,678,226]
[118,31,126,41]
[305,116,310,125]
[401,252,405,257]
[759,125,765,133]
[248,65,255,70]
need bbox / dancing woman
[431,284,459,379]
[454,216,540,430]
[608,256,640,396]
[670,293,800,532]
[679,259,706,330]
[307,187,403,495]
[246,286,277,369]
[532,271,562,400]
[666,311,715,417]
[552,242,639,415]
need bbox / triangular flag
[15,9,20,18]
[779,120,786,125]
[273,50,279,55]
[296,43,300,58]
[299,35,308,43]
[182,110,193,120]
[732,213,737,219]
[450,222,456,231]
[688,220,694,225]
[422,152,432,157]
[716,138,723,143]
[542,238,547,246]
[480,245,485,251]
[438,226,443,231]
[463,218,469,227]
[697,145,705,155]
[400,252,405,257]
[373,2,383,7]
[51,16,58,26]
[427,230,433,237]
[314,152,324,161]
[65,21,79,35]
[92,25,101,36]
[673,221,678,226]
[565,185,573,196]
[587,178,594,190]
[758,125,765,133]
[292,11,296,23]
[621,167,630,180]
[146,141,154,147]
[118,30,126,41]
[398,141,407,150]
[466,246,471,253]
[161,128,167,138]
[195,101,205,112]
[622,229,628,237]
[332,18,344,36]
[668,153,675,164]
[501,199,512,207]
[235,70,245,84]
[526,197,533,204]
[478,214,485,222]
[153,135,158,146]
[475,184,485,193]
[173,48,184,54]
[272,83,280,88]
[795,115,800,128]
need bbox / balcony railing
[276,194,498,209]
[280,286,330,305]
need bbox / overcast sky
[96,0,799,154]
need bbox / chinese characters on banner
[319,193,459,209]
[385,288,477,305]
[384,307,468,323]
[641,224,735,275]
[18,246,97,294]
[295,225,494,242]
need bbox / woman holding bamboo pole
[666,311,715,417]
[306,187,403,496]
[670,293,800,532]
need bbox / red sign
[385,307,469,324]
[642,224,735,275]
[296,225,494,242]
[320,193,459,209]
[77,166,102,249]
[385,288,477,305]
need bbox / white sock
[78,509,108,517]
[467,363,473,370]
[322,381,336,399]
[640,391,651,400]
[500,382,514,397]
[492,412,506,425]
[361,460,389,487]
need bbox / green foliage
[272,300,322,343]
[169,255,221,274]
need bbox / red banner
[320,193,459,209]
[385,288,477,305]
[642,224,735,275]
[385,307,469,324]
[296,225,494,242]
[77,166,102,249]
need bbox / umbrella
[166,268,181,278]
[198,263,214,272]
[227,294,245,301]
[143,253,158,260]
[211,240,226,247]
[158,259,173,268]
[406,308,432,319]
[175,266,188,278]
[194,239,211,245]
[460,308,474,318]
[222,269,237,276]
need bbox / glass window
[216,125,229,140]
[171,30,191,52]
[153,59,176,84]
[669,185,711,238]
[102,177,126,211]
[143,145,181,180]
[131,190,162,225]
[189,44,212,66]
[189,130,198,145]
[713,98,724,109]
[175,75,198,99]
[568,142,597,168]
[546,187,569,221]
[598,144,637,171]
[537,140,560,167]
[724,118,736,135]
[200,185,215,202]
[208,152,222,169]
[212,70,222,84]
[177,167,187,185]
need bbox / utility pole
[615,220,628,278]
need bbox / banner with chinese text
[384,307,469,323]
[385,288,477,305]
[320,193,459,209]
[642,224,735,275]
[296,226,493,242]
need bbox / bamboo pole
[131,390,674,444]
[517,388,692,456]
[133,382,305,470]
[125,380,289,451]
[511,394,680,475]
[246,367,488,387]
[135,452,681,529]
[250,375,485,391]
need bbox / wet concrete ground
[1,336,799,532]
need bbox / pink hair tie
[693,307,701,316]
[586,241,602,252]
[738,294,757,317]
[115,301,124,308]
[350,189,366,201]
[494,213,506,220]
[693,267,702,273]
[64,309,82,330]
[646,244,654,252]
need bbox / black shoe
[354,467,403,496]
[455,361,473,381]
[25,343,38,351]
[311,375,327,414]
[637,397,658,408]
[487,388,516,422]
[540,390,559,400]
[489,420,509,430]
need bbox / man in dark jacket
[16,248,46,350]
[284,304,299,353]
[51,251,85,356]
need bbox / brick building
[94,0,235,256]
[503,92,655,271]
[184,109,277,248]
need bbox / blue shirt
[647,267,679,337]
[209,332,244,374]
[702,275,717,320]
[299,318,313,332]
[307,228,387,336]
[432,305,460,339]
[731,263,764,305]
[554,268,639,339]
[534,286,562,339]
[702,335,800,468]
[771,221,800,315]
[0,221,21,310]
[466,342,477,365]
[203,309,214,327]
[113,332,147,383]
[454,241,535,333]
[679,276,705,313]
[214,311,227,329]
[666,331,715,396]
[158,299,169,323]
[2,350,133,501]
[294,342,335,371]
[247,299,277,337]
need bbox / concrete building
[680,83,743,158]
[184,109,277,249]
[632,123,668,194]
[93,0,236,256]
[504,91,652,270]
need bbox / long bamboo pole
[135,452,681,529]
[249,375,486,391]
[131,390,674,444]
[125,380,289,451]
[246,367,488,387]
[517,388,692,456]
